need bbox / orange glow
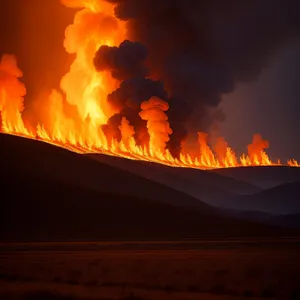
[0,0,299,170]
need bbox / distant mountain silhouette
[0,133,296,240]
[214,166,300,189]
[217,181,300,214]
[88,153,260,206]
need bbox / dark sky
[220,39,300,161]
[0,0,299,161]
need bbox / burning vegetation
[0,0,299,169]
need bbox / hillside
[0,133,208,210]
[214,166,300,188]
[0,170,293,241]
[0,133,295,240]
[270,213,300,228]
[217,181,300,214]
[88,153,260,206]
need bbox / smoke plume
[139,96,172,153]
[94,40,148,80]
[104,0,300,136]
[94,40,172,148]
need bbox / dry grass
[0,241,299,300]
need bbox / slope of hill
[0,133,208,210]
[213,166,300,189]
[217,181,300,214]
[270,213,300,228]
[0,133,296,240]
[222,210,300,229]
[88,153,260,206]
[0,170,293,241]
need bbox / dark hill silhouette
[221,210,300,229]
[217,181,300,214]
[0,133,296,240]
[88,153,260,206]
[0,133,208,210]
[213,166,300,189]
[270,213,300,228]
[0,170,294,241]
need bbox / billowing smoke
[104,0,300,136]
[139,96,172,153]
[94,40,148,80]
[92,0,300,156]
[94,39,189,155]
[94,40,172,148]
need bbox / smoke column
[103,0,300,149]
[94,40,170,148]
[139,96,172,153]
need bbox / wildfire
[0,0,298,170]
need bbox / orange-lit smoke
[139,97,173,154]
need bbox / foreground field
[0,240,299,300]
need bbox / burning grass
[0,1,299,171]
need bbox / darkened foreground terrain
[1,133,296,240]
[1,134,299,299]
[1,163,289,241]
[0,241,299,300]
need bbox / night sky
[220,38,300,161]
[0,0,299,161]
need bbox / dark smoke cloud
[166,96,191,156]
[105,0,300,134]
[102,77,169,147]
[94,41,170,147]
[101,104,150,147]
[94,40,148,80]
[97,0,300,155]
[106,77,168,111]
[94,40,190,155]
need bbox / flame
[0,0,299,170]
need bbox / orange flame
[0,0,299,170]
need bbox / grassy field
[0,240,299,300]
